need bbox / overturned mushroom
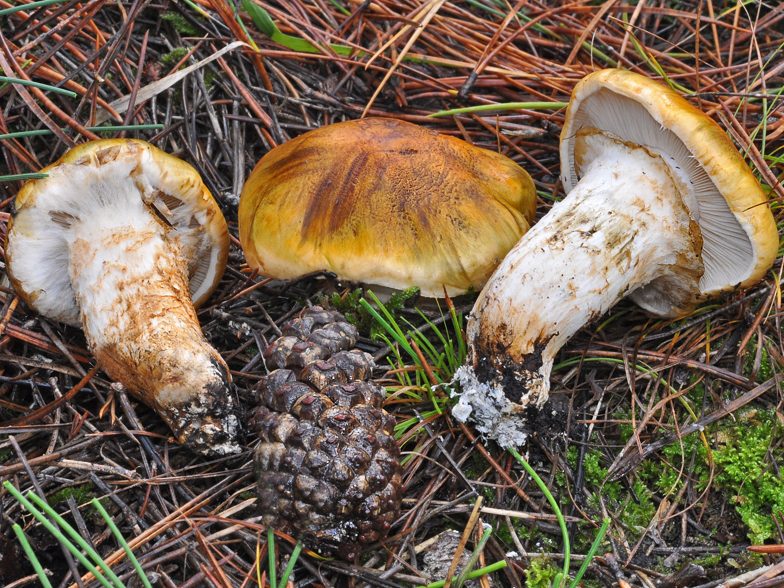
[239,117,536,298]
[455,69,779,446]
[5,139,239,455]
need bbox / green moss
[686,377,707,406]
[641,410,784,544]
[692,552,723,567]
[516,524,558,551]
[742,335,775,383]
[625,481,656,529]
[203,70,217,90]
[494,519,514,546]
[324,287,420,341]
[578,577,605,588]
[49,483,93,506]
[616,413,635,446]
[492,512,562,554]
[161,12,201,36]
[583,451,611,490]
[737,550,765,571]
[464,452,491,480]
[159,47,190,66]
[0,448,12,462]
[579,449,656,540]
[712,410,784,543]
[525,556,560,588]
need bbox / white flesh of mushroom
[7,153,239,455]
[455,128,704,447]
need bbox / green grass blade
[0,0,63,15]
[12,524,54,588]
[508,449,570,586]
[241,0,468,68]
[0,124,164,141]
[0,130,57,140]
[407,327,445,383]
[277,541,303,588]
[450,307,466,366]
[569,518,610,588]
[359,295,416,360]
[414,560,507,588]
[177,0,211,18]
[267,527,277,588]
[25,491,126,588]
[413,307,466,373]
[453,528,492,588]
[0,76,76,97]
[91,499,153,588]
[225,0,259,51]
[242,0,276,38]
[366,290,412,342]
[242,0,356,56]
[0,173,48,181]
[3,482,122,588]
[325,0,350,16]
[428,102,569,118]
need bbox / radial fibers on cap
[239,117,536,297]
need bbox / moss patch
[160,12,201,36]
[640,409,784,544]
[325,287,420,340]
[524,556,560,588]
[48,483,93,506]
[159,46,190,66]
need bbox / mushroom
[454,69,779,446]
[239,117,536,298]
[5,139,240,455]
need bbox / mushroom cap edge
[6,138,229,322]
[560,68,778,299]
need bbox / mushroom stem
[455,129,704,446]
[67,205,239,455]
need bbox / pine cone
[252,307,402,559]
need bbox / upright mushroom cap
[561,69,778,314]
[5,139,238,455]
[239,117,536,297]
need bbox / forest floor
[1,1,783,587]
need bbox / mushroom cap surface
[239,117,536,297]
[6,139,229,327]
[560,69,778,310]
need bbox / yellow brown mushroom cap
[561,69,778,299]
[7,139,229,325]
[239,118,536,297]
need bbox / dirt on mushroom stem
[454,128,705,447]
[67,195,240,456]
